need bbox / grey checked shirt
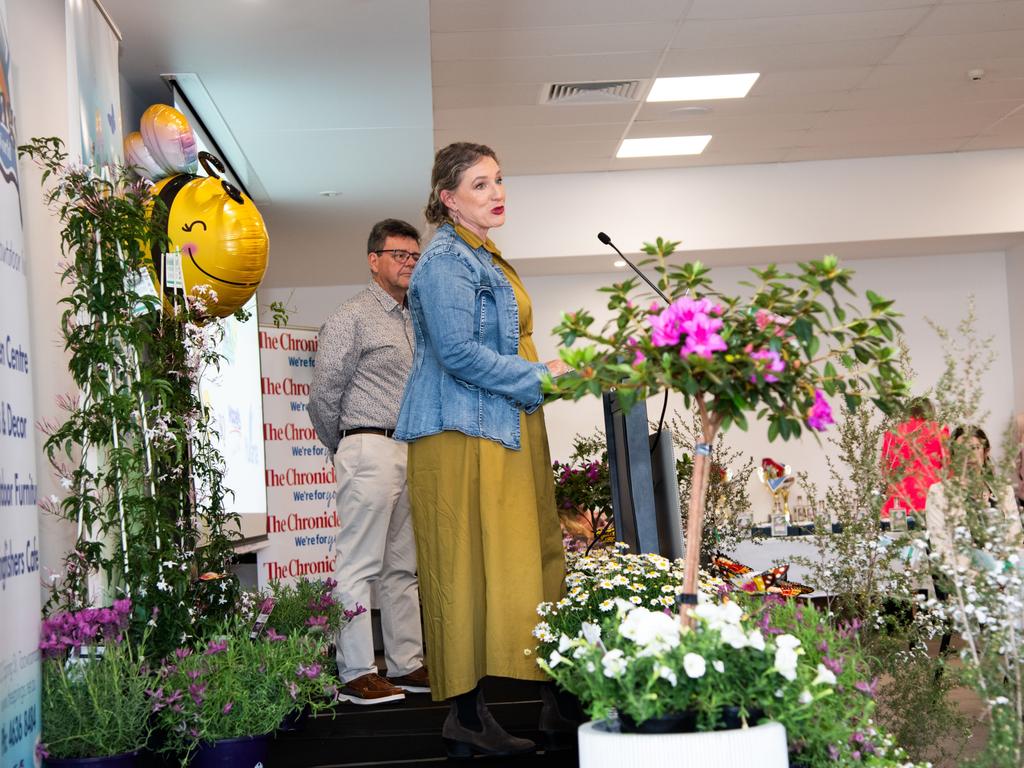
[308,280,414,454]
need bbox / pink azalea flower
[806,389,834,431]
[749,348,785,383]
[626,337,646,366]
[680,315,727,359]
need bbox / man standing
[308,218,428,704]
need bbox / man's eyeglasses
[374,249,421,264]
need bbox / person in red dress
[880,397,948,520]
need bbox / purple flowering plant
[547,240,907,620]
[39,601,154,760]
[552,432,616,554]
[152,618,340,763]
[252,577,364,656]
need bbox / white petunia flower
[712,660,725,673]
[619,607,682,653]
[656,664,678,686]
[683,653,706,679]
[558,634,573,653]
[812,663,837,686]
[775,634,801,650]
[798,689,813,705]
[581,621,602,645]
[720,623,749,649]
[747,629,766,651]
[773,646,799,681]
[548,650,569,668]
[601,649,628,678]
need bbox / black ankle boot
[442,688,536,758]
[539,683,583,750]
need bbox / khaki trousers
[333,434,423,682]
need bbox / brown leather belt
[340,427,395,439]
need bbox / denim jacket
[394,223,548,450]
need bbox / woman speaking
[395,142,568,757]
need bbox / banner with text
[0,0,42,763]
[257,326,337,587]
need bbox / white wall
[264,249,1016,522]
[1006,243,1024,413]
[499,150,1024,265]
[10,0,76,596]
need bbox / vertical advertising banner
[0,1,41,764]
[257,327,338,587]
[65,0,122,172]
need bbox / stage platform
[268,677,581,768]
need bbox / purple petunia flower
[266,627,286,642]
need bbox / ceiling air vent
[544,80,642,105]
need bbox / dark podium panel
[603,392,684,559]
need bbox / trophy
[757,457,794,533]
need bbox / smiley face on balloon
[125,104,269,318]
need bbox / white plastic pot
[577,719,789,768]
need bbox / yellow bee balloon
[150,152,269,317]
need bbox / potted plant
[548,241,907,623]
[150,618,340,766]
[37,601,152,767]
[536,588,926,768]
[553,432,616,553]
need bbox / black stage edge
[266,676,580,768]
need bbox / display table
[731,520,922,597]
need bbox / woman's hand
[545,359,572,378]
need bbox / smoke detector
[543,80,643,105]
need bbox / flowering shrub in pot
[38,601,152,765]
[546,242,907,621]
[536,586,927,767]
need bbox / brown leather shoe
[386,665,430,693]
[339,672,406,705]
[442,693,535,758]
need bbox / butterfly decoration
[712,553,814,597]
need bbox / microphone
[597,232,671,305]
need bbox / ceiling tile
[885,30,1024,62]
[659,38,900,74]
[858,58,1024,89]
[811,99,1019,131]
[911,1,1024,35]
[670,8,930,50]
[430,0,687,31]
[434,121,624,147]
[751,68,873,96]
[431,51,660,87]
[431,22,673,61]
[432,82,549,109]
[783,138,965,161]
[837,80,1024,109]
[687,0,939,19]
[633,111,821,134]
[433,103,637,130]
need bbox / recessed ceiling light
[614,260,627,268]
[617,135,712,158]
[647,73,759,102]
[670,105,712,115]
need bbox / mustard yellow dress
[407,226,566,701]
